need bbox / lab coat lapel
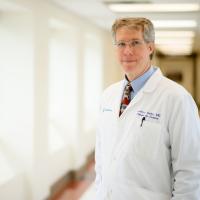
[125,68,163,110]
[141,68,163,93]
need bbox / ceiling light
[156,38,193,45]
[152,20,197,28]
[107,3,200,12]
[155,31,195,38]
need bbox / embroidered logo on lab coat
[102,107,113,112]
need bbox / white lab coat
[95,67,200,200]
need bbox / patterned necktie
[119,82,133,116]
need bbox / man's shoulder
[162,76,188,93]
[160,75,191,101]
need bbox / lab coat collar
[141,67,163,93]
[124,67,155,95]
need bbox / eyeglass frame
[114,39,148,50]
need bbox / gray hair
[112,17,155,43]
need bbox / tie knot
[125,82,133,92]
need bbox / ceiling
[1,0,199,55]
[51,0,200,56]
[51,0,200,29]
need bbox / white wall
[0,9,34,200]
[102,33,123,88]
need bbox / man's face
[115,27,154,80]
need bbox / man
[95,17,200,200]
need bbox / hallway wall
[0,0,109,199]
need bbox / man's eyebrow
[117,39,142,42]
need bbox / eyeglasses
[115,39,146,50]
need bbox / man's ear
[148,42,155,54]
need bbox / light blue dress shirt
[124,66,156,99]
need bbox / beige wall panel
[159,57,194,96]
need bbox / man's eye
[131,41,140,46]
[117,42,125,47]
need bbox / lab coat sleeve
[169,92,200,199]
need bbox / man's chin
[122,64,137,73]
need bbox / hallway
[0,0,200,200]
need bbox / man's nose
[123,44,133,54]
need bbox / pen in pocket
[140,117,146,127]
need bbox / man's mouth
[122,60,136,62]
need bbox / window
[83,33,103,135]
[48,21,78,153]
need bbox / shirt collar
[124,66,155,93]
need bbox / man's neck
[126,64,151,81]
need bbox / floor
[54,162,95,200]
[80,183,95,200]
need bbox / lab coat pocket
[134,119,161,159]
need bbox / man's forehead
[116,26,143,35]
[118,25,142,32]
[115,27,143,40]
